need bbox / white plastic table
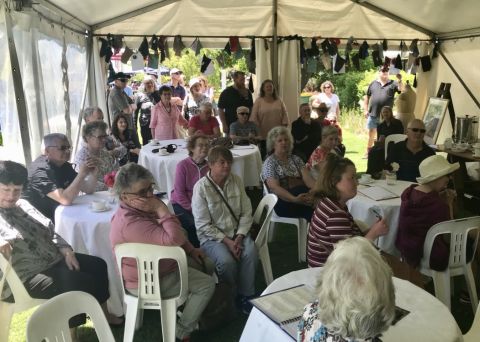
[240,268,462,342]
[347,179,414,255]
[138,139,263,197]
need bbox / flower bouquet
[103,171,117,203]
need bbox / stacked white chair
[384,133,407,159]
[26,291,115,342]
[418,216,480,314]
[0,254,46,342]
[253,194,278,285]
[115,244,188,342]
[463,301,480,342]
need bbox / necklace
[161,101,171,113]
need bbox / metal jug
[454,116,478,143]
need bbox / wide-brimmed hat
[416,155,459,184]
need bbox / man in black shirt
[364,66,402,157]
[218,71,253,135]
[292,103,322,162]
[22,133,97,222]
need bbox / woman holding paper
[307,154,388,267]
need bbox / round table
[240,268,462,342]
[54,191,171,316]
[138,139,263,196]
[347,179,413,256]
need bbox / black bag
[199,282,237,330]
[210,137,233,149]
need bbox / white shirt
[192,172,253,244]
[317,93,340,121]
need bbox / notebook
[249,284,314,338]
[358,186,399,201]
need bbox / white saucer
[90,205,111,213]
[359,179,374,185]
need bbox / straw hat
[416,155,459,184]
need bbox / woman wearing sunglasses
[385,119,435,182]
[21,133,97,222]
[74,121,119,191]
[316,80,340,123]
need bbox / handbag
[210,137,234,149]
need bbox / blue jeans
[201,236,258,297]
[172,203,200,248]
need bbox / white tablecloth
[54,191,171,317]
[347,179,413,255]
[240,268,462,342]
[138,139,263,196]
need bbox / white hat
[416,155,459,184]
[169,68,181,75]
[189,77,201,89]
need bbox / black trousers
[140,124,152,146]
[5,253,110,327]
[274,185,314,221]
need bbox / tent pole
[272,0,278,88]
[438,49,480,110]
[4,6,32,164]
[351,0,435,38]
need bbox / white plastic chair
[464,300,480,342]
[26,291,115,342]
[263,183,308,262]
[253,194,278,285]
[418,216,480,314]
[384,133,407,159]
[0,254,46,342]
[115,243,188,342]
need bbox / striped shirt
[307,197,362,267]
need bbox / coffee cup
[360,174,372,183]
[166,144,178,153]
[158,149,169,156]
[92,199,106,211]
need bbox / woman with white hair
[188,102,221,138]
[183,77,209,120]
[261,126,316,221]
[298,236,396,342]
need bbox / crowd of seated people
[7,71,480,341]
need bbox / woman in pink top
[110,163,215,341]
[188,102,221,138]
[250,79,289,158]
[150,85,188,140]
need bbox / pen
[371,208,382,220]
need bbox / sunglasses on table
[409,128,426,133]
[47,145,72,151]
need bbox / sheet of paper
[358,186,399,201]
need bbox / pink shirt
[110,202,194,290]
[188,116,219,136]
[149,101,188,140]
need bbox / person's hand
[364,110,369,118]
[189,248,206,264]
[223,237,241,260]
[368,218,389,239]
[131,148,141,155]
[127,196,164,215]
[296,193,314,206]
[0,241,13,259]
[79,160,97,176]
[60,248,80,271]
[440,189,457,205]
[234,234,244,251]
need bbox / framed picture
[422,97,449,144]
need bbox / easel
[436,82,456,129]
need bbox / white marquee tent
[1,0,479,164]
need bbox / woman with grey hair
[298,236,396,341]
[261,126,316,221]
[110,163,215,341]
[74,121,118,191]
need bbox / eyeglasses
[409,128,426,133]
[92,134,108,140]
[324,86,331,89]
[47,145,72,151]
[238,112,249,115]
[123,183,155,198]
[171,72,180,75]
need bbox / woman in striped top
[307,154,389,267]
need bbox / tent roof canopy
[40,0,480,45]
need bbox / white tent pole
[92,0,181,31]
[4,5,32,164]
[351,0,435,38]
[272,0,278,88]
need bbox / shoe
[459,291,471,304]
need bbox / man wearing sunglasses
[22,133,98,222]
[107,72,136,127]
[385,119,435,182]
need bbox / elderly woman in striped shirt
[306,154,389,267]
